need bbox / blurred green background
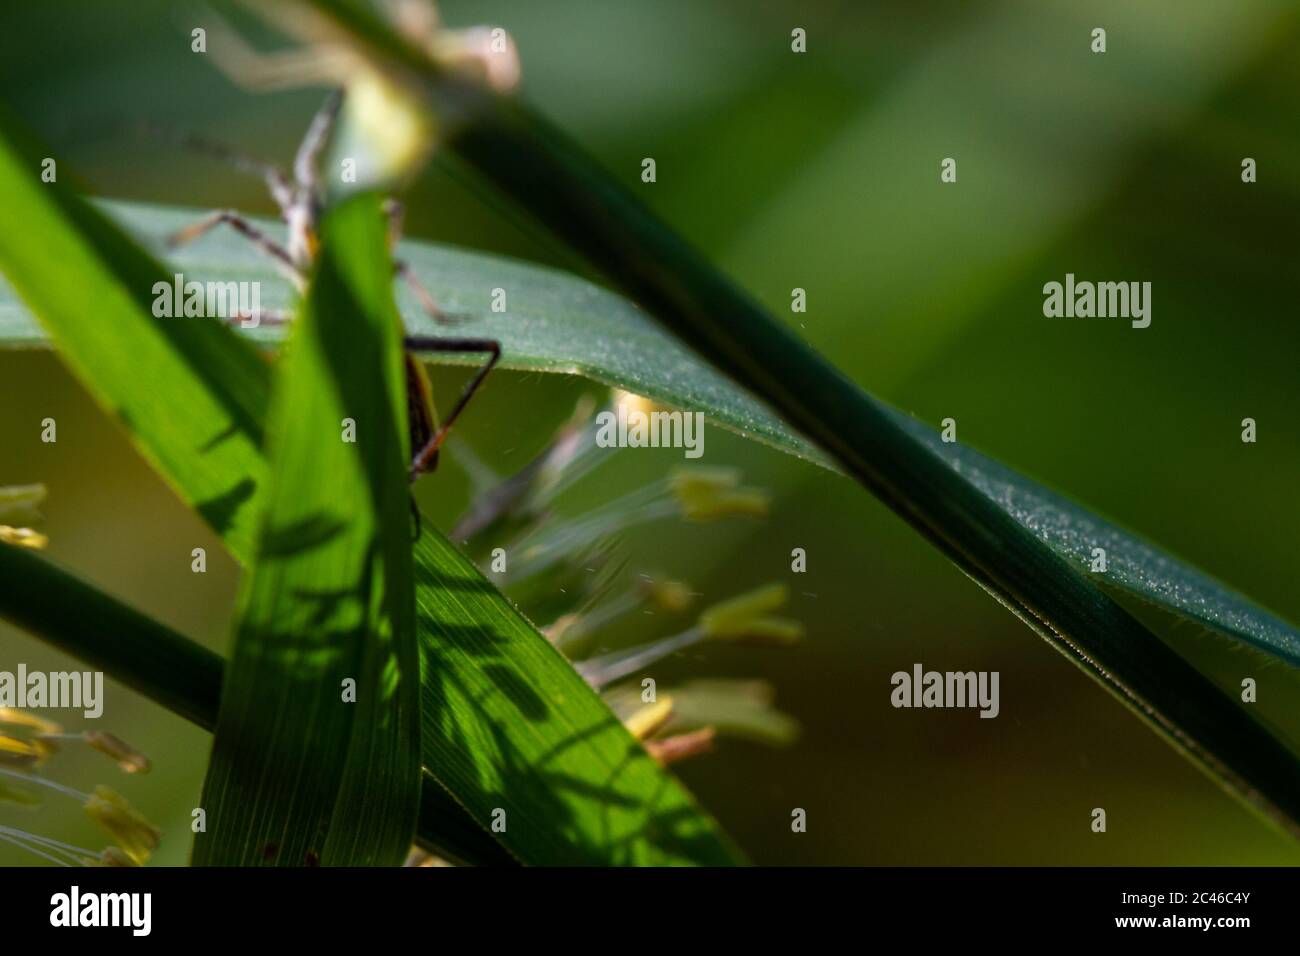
[2,0,1298,865]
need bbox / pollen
[83,786,161,866]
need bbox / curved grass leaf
[193,196,421,866]
[409,526,738,864]
[0,105,738,865]
[3,200,1291,669]
[886,413,1300,668]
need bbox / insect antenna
[141,120,294,215]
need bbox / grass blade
[5,199,1291,667]
[409,524,737,864]
[193,195,421,866]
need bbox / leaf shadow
[414,544,732,865]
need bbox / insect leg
[224,308,292,330]
[383,199,469,325]
[394,259,469,326]
[294,89,344,193]
[404,337,501,480]
[165,210,304,288]
[203,11,344,91]
[383,197,406,247]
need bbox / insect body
[165,91,499,485]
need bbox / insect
[164,90,499,489]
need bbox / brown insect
[164,90,499,488]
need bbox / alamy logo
[595,402,704,459]
[1042,273,1151,328]
[151,273,262,327]
[50,886,151,936]
[890,663,999,718]
[0,665,103,718]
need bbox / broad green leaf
[0,108,738,864]
[193,196,421,866]
[4,200,1291,669]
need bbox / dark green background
[1,0,1297,864]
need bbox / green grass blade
[4,199,1291,668]
[193,196,421,866]
[885,413,1300,667]
[409,525,736,864]
[0,106,738,865]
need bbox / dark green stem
[0,542,221,730]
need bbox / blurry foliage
[0,0,1297,863]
